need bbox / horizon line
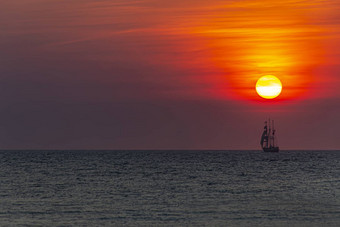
[0,149,339,152]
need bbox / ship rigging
[260,119,279,152]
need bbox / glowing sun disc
[256,75,282,99]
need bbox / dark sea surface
[0,150,339,226]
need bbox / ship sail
[260,131,266,147]
[260,122,268,148]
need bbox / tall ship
[260,119,279,152]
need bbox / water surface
[0,150,339,226]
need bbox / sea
[0,150,339,226]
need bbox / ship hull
[263,147,279,152]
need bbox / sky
[1,0,340,150]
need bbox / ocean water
[0,150,339,226]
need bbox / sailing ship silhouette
[261,119,279,152]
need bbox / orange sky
[3,0,339,102]
[1,0,340,149]
[154,0,340,102]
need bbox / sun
[255,75,282,99]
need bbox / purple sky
[1,0,340,150]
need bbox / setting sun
[256,75,282,99]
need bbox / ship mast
[272,120,275,147]
[261,121,268,149]
[265,121,268,148]
[268,118,271,148]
